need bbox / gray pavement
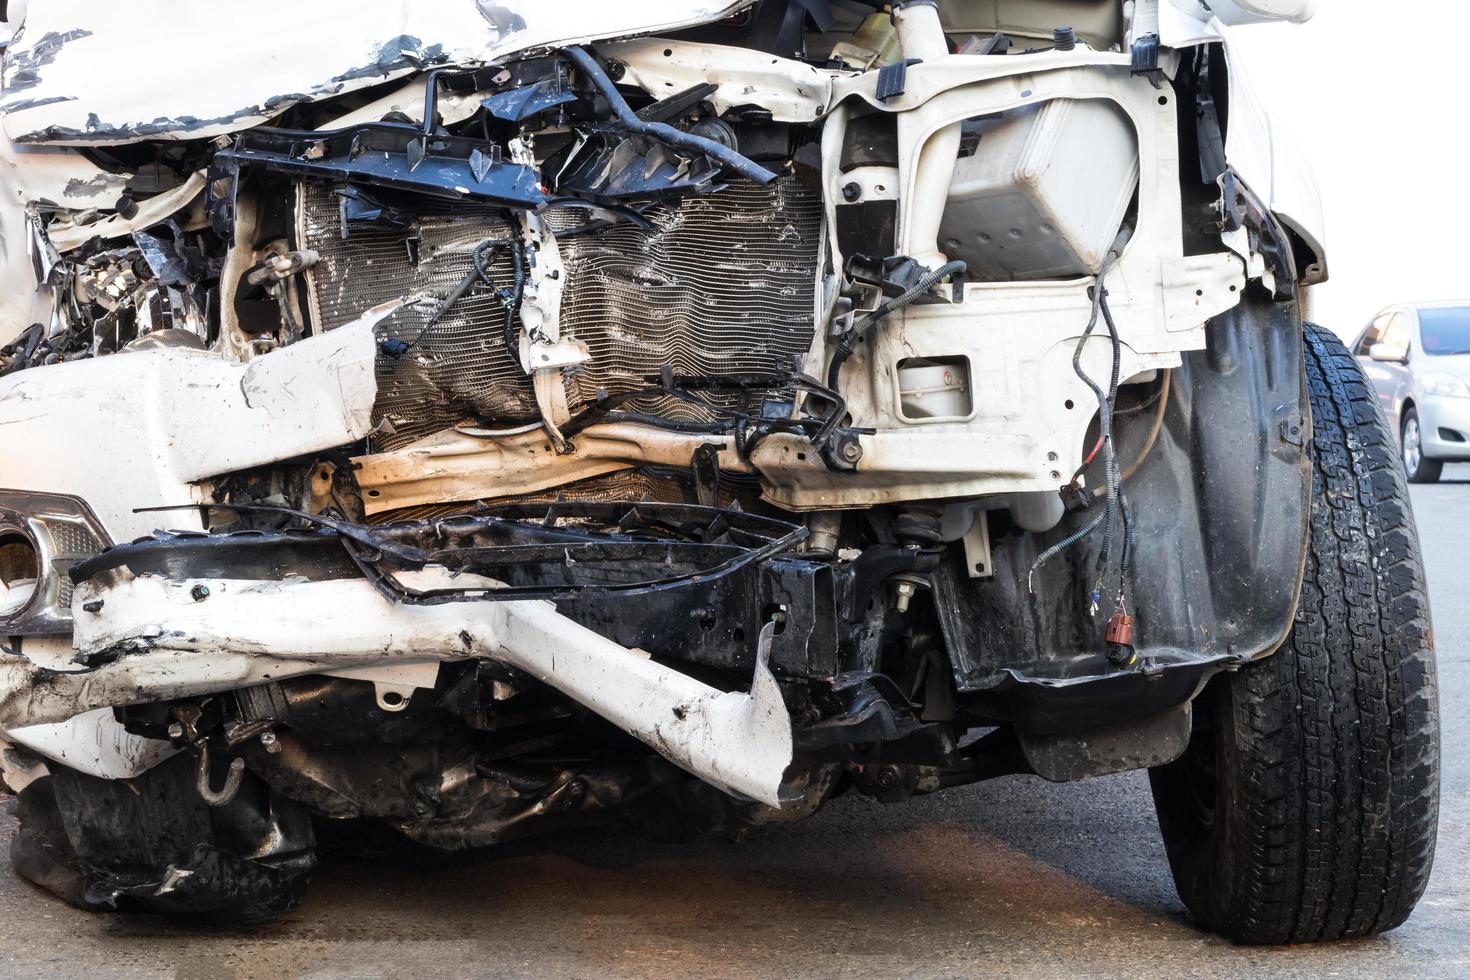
[2,467,1468,979]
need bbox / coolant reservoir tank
[938,98,1139,281]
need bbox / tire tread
[1153,324,1439,944]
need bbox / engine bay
[0,1,1253,517]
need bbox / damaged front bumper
[2,503,814,808]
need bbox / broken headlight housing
[0,491,110,635]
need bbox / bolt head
[190,584,210,602]
[842,182,862,202]
[840,440,863,462]
[167,722,184,740]
[893,580,917,613]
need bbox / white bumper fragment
[0,570,795,807]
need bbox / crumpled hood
[0,0,749,145]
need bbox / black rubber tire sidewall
[1150,323,1441,944]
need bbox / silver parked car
[1356,302,1470,482]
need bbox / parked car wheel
[1149,323,1440,944]
[1401,406,1443,483]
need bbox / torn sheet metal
[7,707,178,780]
[597,38,835,123]
[0,139,131,207]
[318,75,485,132]
[0,136,135,342]
[2,1,754,145]
[0,568,795,807]
[46,170,206,252]
[0,306,388,538]
[216,126,546,210]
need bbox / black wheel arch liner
[935,286,1314,737]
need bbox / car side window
[1383,313,1412,360]
[1355,314,1391,356]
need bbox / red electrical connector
[1105,611,1137,668]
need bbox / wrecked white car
[0,0,1439,941]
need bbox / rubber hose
[563,47,778,186]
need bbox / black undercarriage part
[10,754,315,924]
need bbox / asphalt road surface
[2,467,1468,979]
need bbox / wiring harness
[1026,247,1155,666]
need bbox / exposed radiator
[299,180,822,452]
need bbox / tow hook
[194,741,246,808]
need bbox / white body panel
[7,708,177,779]
[1219,43,1328,282]
[598,38,833,123]
[1167,0,1316,27]
[1160,0,1328,280]
[0,310,384,539]
[1,1,749,144]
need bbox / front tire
[1149,323,1440,944]
[1401,406,1443,483]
